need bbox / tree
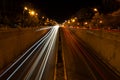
[3,16,10,26]
[90,13,104,28]
[75,8,94,26]
[0,13,2,25]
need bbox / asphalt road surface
[60,27,120,80]
[0,26,59,80]
[0,26,120,80]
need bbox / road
[0,26,120,80]
[0,25,59,80]
[61,27,120,80]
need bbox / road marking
[60,31,67,80]
[54,36,59,80]
[62,50,67,80]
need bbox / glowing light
[68,20,70,24]
[2,25,59,79]
[84,22,88,25]
[42,16,45,19]
[54,25,60,28]
[74,17,77,19]
[93,8,98,12]
[29,10,35,16]
[24,6,28,10]
[36,13,38,16]
[99,20,103,23]
[36,27,53,31]
[71,19,75,22]
[25,25,59,80]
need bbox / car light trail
[61,28,120,80]
[6,29,54,80]
[24,25,59,80]
[0,28,52,78]
[0,25,59,80]
[36,26,59,80]
[36,26,53,31]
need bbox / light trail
[0,28,53,78]
[0,25,59,80]
[6,29,54,80]
[36,26,53,31]
[36,26,59,80]
[24,25,59,80]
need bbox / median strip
[55,28,66,80]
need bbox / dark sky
[0,0,119,22]
[23,0,102,22]
[2,0,120,22]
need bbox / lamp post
[23,6,28,27]
[23,6,39,27]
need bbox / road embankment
[0,28,48,71]
[71,29,120,75]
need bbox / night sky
[0,0,119,22]
[27,0,102,22]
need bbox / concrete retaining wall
[0,28,48,70]
[74,29,120,74]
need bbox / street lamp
[93,8,98,12]
[99,20,103,23]
[84,22,88,25]
[24,6,28,10]
[42,16,45,19]
[29,10,35,16]
[23,6,28,27]
[23,6,39,27]
[35,13,38,16]
[72,19,75,22]
[68,20,70,24]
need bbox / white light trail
[4,28,53,80]
[24,27,55,80]
[36,26,53,31]
[24,25,59,80]
[36,26,59,80]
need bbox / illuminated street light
[84,22,88,25]
[74,17,77,19]
[29,10,35,16]
[36,13,38,16]
[23,6,39,27]
[46,18,49,22]
[77,22,80,25]
[23,6,29,27]
[24,6,28,10]
[93,8,98,12]
[42,16,45,19]
[99,20,103,23]
[71,19,75,22]
[68,20,70,24]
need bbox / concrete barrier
[74,29,120,74]
[0,28,48,70]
